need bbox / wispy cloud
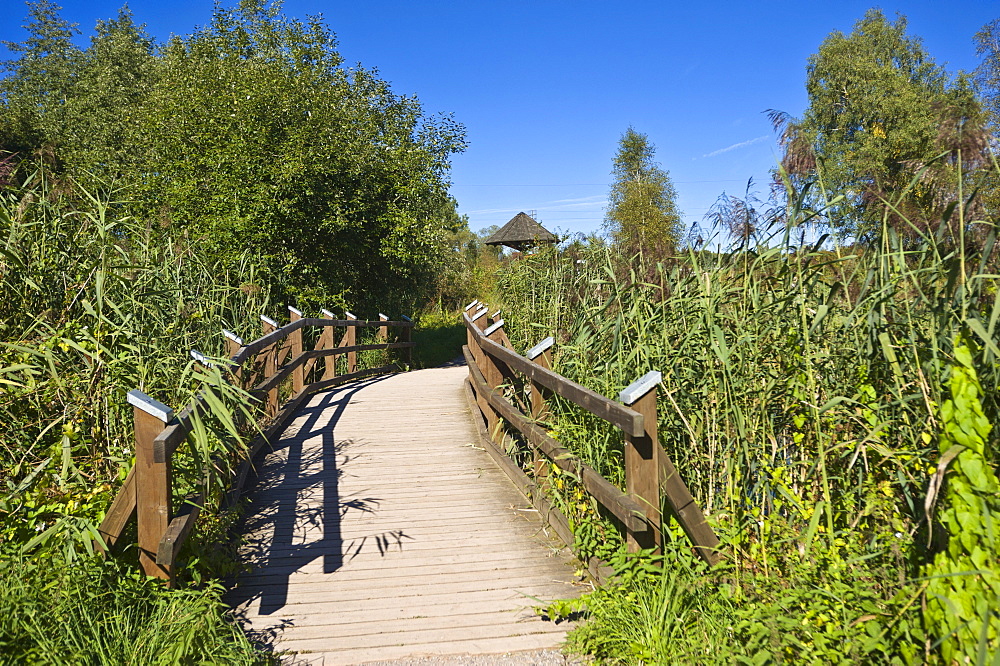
[701,135,769,158]
[466,195,607,216]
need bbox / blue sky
[2,1,997,239]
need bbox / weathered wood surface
[229,364,583,664]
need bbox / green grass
[412,310,467,368]
[494,182,999,662]
[0,551,269,665]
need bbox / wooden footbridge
[97,302,720,664]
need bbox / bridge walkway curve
[228,363,584,664]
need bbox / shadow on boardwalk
[228,374,405,616]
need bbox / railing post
[619,371,662,553]
[223,329,243,388]
[400,315,412,368]
[468,306,493,434]
[289,306,304,393]
[378,313,388,342]
[128,390,174,581]
[345,311,357,375]
[482,319,506,440]
[321,309,336,380]
[526,336,555,481]
[261,315,279,418]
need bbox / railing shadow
[227,373,404,616]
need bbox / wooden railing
[97,307,414,584]
[461,300,720,578]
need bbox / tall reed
[496,188,999,661]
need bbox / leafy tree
[0,0,468,315]
[604,127,682,252]
[975,18,1000,131]
[0,0,82,157]
[775,10,991,242]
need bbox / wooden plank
[303,633,572,666]
[530,342,553,484]
[345,312,357,375]
[134,406,171,580]
[157,494,203,566]
[289,307,304,393]
[261,316,279,419]
[464,345,647,532]
[96,467,135,551]
[659,446,722,565]
[464,313,643,436]
[321,309,336,380]
[463,377,613,583]
[622,381,660,553]
[233,365,582,659]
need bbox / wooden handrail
[99,307,413,585]
[464,313,643,437]
[462,312,720,566]
[463,345,647,531]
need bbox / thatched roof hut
[483,212,558,252]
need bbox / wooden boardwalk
[228,364,584,664]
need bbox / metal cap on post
[464,300,479,312]
[483,318,505,337]
[189,349,215,368]
[526,336,554,361]
[222,329,244,346]
[471,306,489,329]
[127,390,174,423]
[619,371,662,554]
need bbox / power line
[452,180,747,187]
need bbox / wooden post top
[379,313,389,320]
[471,306,489,322]
[401,315,412,322]
[321,308,335,318]
[526,336,554,360]
[619,371,662,406]
[464,299,479,311]
[345,311,357,319]
[127,389,173,423]
[288,305,303,317]
[261,315,278,328]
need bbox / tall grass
[0,167,275,659]
[496,189,999,661]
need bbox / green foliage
[411,310,466,368]
[922,340,1000,662]
[0,551,268,665]
[0,0,468,315]
[779,9,991,241]
[0,169,271,657]
[0,0,82,153]
[561,542,924,665]
[605,127,683,253]
[496,176,1000,662]
[975,18,1000,131]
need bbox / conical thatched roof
[484,212,557,250]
